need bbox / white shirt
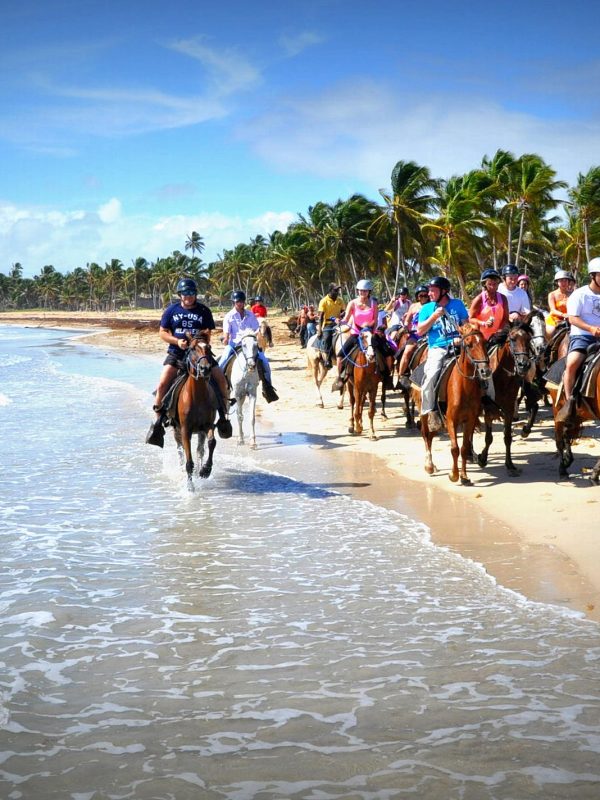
[497,284,531,315]
[567,285,600,335]
[222,308,259,343]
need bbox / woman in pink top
[469,268,509,341]
[332,279,378,390]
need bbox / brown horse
[476,320,535,476]
[417,323,491,485]
[346,329,381,439]
[548,355,600,483]
[171,336,218,489]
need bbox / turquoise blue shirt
[418,298,468,348]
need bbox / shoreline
[2,311,599,622]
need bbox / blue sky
[2,0,599,277]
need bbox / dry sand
[3,309,599,622]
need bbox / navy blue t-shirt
[160,302,216,355]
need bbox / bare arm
[568,314,600,337]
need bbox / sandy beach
[3,309,599,622]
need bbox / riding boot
[382,371,394,390]
[256,359,279,403]
[145,419,165,448]
[397,373,411,390]
[210,376,233,439]
[481,395,503,416]
[556,395,576,424]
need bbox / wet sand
[2,310,599,621]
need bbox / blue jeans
[219,345,272,382]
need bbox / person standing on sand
[316,283,346,370]
[555,258,600,423]
[145,278,231,447]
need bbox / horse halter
[358,328,376,363]
[454,329,491,383]
[237,334,258,373]
[506,329,533,377]
[185,338,212,380]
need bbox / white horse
[230,331,260,448]
[306,325,349,409]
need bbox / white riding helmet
[588,257,600,274]
[356,279,373,291]
[554,269,575,282]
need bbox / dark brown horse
[346,329,381,439]
[417,323,491,485]
[548,356,600,483]
[171,336,218,489]
[477,320,535,476]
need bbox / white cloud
[279,31,325,57]
[168,37,261,95]
[0,202,295,277]
[240,79,600,190]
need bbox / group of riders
[146,257,600,447]
[146,280,278,448]
[309,259,600,432]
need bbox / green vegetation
[2,152,600,312]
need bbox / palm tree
[375,160,438,291]
[103,259,124,310]
[569,166,600,261]
[35,265,63,309]
[185,231,205,258]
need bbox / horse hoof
[449,474,459,483]
[199,467,212,479]
[317,402,324,408]
[460,477,473,486]
[477,455,487,468]
[369,434,378,441]
[508,467,521,477]
[425,465,435,475]
[521,427,531,438]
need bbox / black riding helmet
[415,284,429,297]
[428,276,451,292]
[231,290,246,303]
[481,268,501,283]
[502,264,519,276]
[176,277,198,295]
[254,295,264,302]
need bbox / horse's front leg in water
[196,431,206,476]
[199,431,216,479]
[180,424,195,490]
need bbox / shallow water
[1,326,599,799]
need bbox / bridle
[235,333,258,374]
[185,337,212,381]
[452,328,491,383]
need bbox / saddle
[544,322,569,365]
[410,353,456,404]
[544,344,600,398]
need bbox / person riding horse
[316,283,346,369]
[396,284,430,388]
[218,290,279,403]
[416,275,470,432]
[146,277,231,447]
[250,295,268,318]
[555,257,600,424]
[497,264,531,322]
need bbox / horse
[257,317,273,350]
[547,350,600,483]
[415,323,491,485]
[476,320,535,476]
[230,331,260,448]
[346,328,381,439]
[171,336,218,490]
[306,325,350,409]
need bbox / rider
[332,278,382,390]
[468,268,509,340]
[416,275,469,432]
[146,277,231,447]
[396,283,429,388]
[385,286,411,328]
[219,290,279,403]
[546,269,575,336]
[317,283,345,369]
[250,295,268,317]
[555,258,600,423]
[497,264,531,321]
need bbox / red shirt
[251,303,267,317]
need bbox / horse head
[507,321,534,377]
[359,327,376,363]
[458,323,491,383]
[239,331,259,371]
[186,335,213,380]
[525,310,547,367]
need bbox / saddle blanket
[544,345,600,397]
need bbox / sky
[1,0,599,278]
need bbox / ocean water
[0,325,599,800]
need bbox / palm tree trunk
[515,209,526,268]
[507,209,513,263]
[584,217,590,262]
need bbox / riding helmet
[231,290,246,302]
[554,269,575,282]
[517,274,530,284]
[501,264,519,276]
[415,283,429,297]
[176,277,198,295]
[400,286,409,295]
[428,276,451,292]
[356,278,373,291]
[254,295,264,302]
[587,257,600,274]
[480,268,501,283]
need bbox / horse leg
[315,361,325,408]
[338,383,345,411]
[477,418,493,468]
[521,382,540,438]
[459,420,478,486]
[503,413,520,476]
[347,383,355,434]
[589,456,600,485]
[199,431,216,479]
[555,423,573,480]
[368,387,377,440]
[421,419,437,474]
[249,392,257,449]
[173,426,185,466]
[354,388,364,435]
[180,424,194,490]
[236,395,245,446]
[446,419,460,483]
[380,385,387,419]
[196,431,205,474]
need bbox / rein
[185,340,212,381]
[452,330,490,381]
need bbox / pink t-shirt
[347,299,377,334]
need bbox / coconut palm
[569,166,600,261]
[185,231,205,258]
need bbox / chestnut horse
[417,323,491,485]
[477,321,535,476]
[172,336,218,489]
[346,328,381,439]
[548,355,600,483]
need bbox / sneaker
[145,420,165,448]
[427,411,443,432]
